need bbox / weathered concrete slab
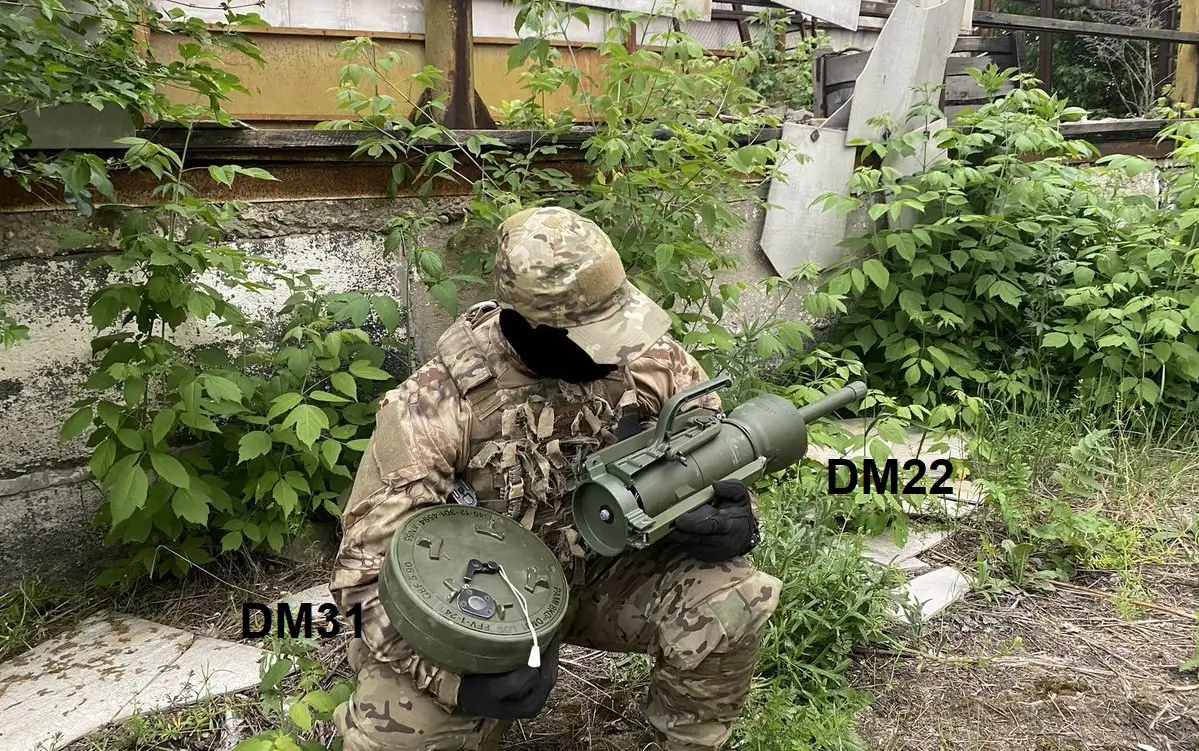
[772,0,861,30]
[847,0,969,141]
[275,583,334,608]
[555,0,710,21]
[863,529,947,567]
[0,612,267,751]
[760,123,858,279]
[888,566,971,624]
[0,476,106,592]
[892,555,932,574]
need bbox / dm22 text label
[828,458,955,495]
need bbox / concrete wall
[0,187,816,589]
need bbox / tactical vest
[433,301,639,581]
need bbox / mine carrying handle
[644,374,733,455]
[797,381,869,423]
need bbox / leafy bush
[0,0,266,349]
[735,473,904,751]
[320,0,815,397]
[817,67,1199,428]
[237,636,355,751]
[741,9,829,113]
[55,139,405,583]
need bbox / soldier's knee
[704,565,782,645]
[659,561,781,670]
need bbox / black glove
[457,634,561,719]
[666,480,761,563]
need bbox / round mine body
[379,505,570,675]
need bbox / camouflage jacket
[329,302,722,707]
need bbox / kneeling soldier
[330,206,781,751]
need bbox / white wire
[497,564,541,668]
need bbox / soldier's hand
[666,480,761,563]
[456,633,561,719]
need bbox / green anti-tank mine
[379,505,569,675]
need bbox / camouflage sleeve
[626,336,723,418]
[329,359,468,707]
[627,337,762,516]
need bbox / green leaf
[290,701,314,732]
[310,390,351,403]
[221,530,244,553]
[171,488,209,525]
[90,439,117,479]
[321,440,342,468]
[285,405,329,447]
[117,429,144,451]
[261,657,294,691]
[373,295,401,332]
[204,375,243,403]
[331,372,358,400]
[61,406,94,441]
[239,431,273,463]
[151,409,177,446]
[349,360,391,381]
[124,377,146,408]
[107,461,148,526]
[429,280,458,317]
[304,689,340,714]
[1043,332,1070,348]
[150,453,191,489]
[268,393,304,421]
[187,292,217,320]
[861,259,890,290]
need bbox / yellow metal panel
[150,32,426,122]
[149,30,610,124]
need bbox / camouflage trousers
[332,547,782,751]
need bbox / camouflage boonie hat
[495,206,671,366]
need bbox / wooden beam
[1179,0,1199,105]
[421,0,494,128]
[128,126,786,159]
[859,2,1199,45]
[972,9,1199,44]
[1038,0,1053,89]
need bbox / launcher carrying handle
[644,374,733,456]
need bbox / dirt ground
[37,531,1199,751]
[853,563,1199,751]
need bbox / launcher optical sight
[571,376,868,557]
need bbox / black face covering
[499,309,618,384]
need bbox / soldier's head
[494,206,672,381]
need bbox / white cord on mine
[497,564,541,668]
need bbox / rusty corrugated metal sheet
[0,159,596,212]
